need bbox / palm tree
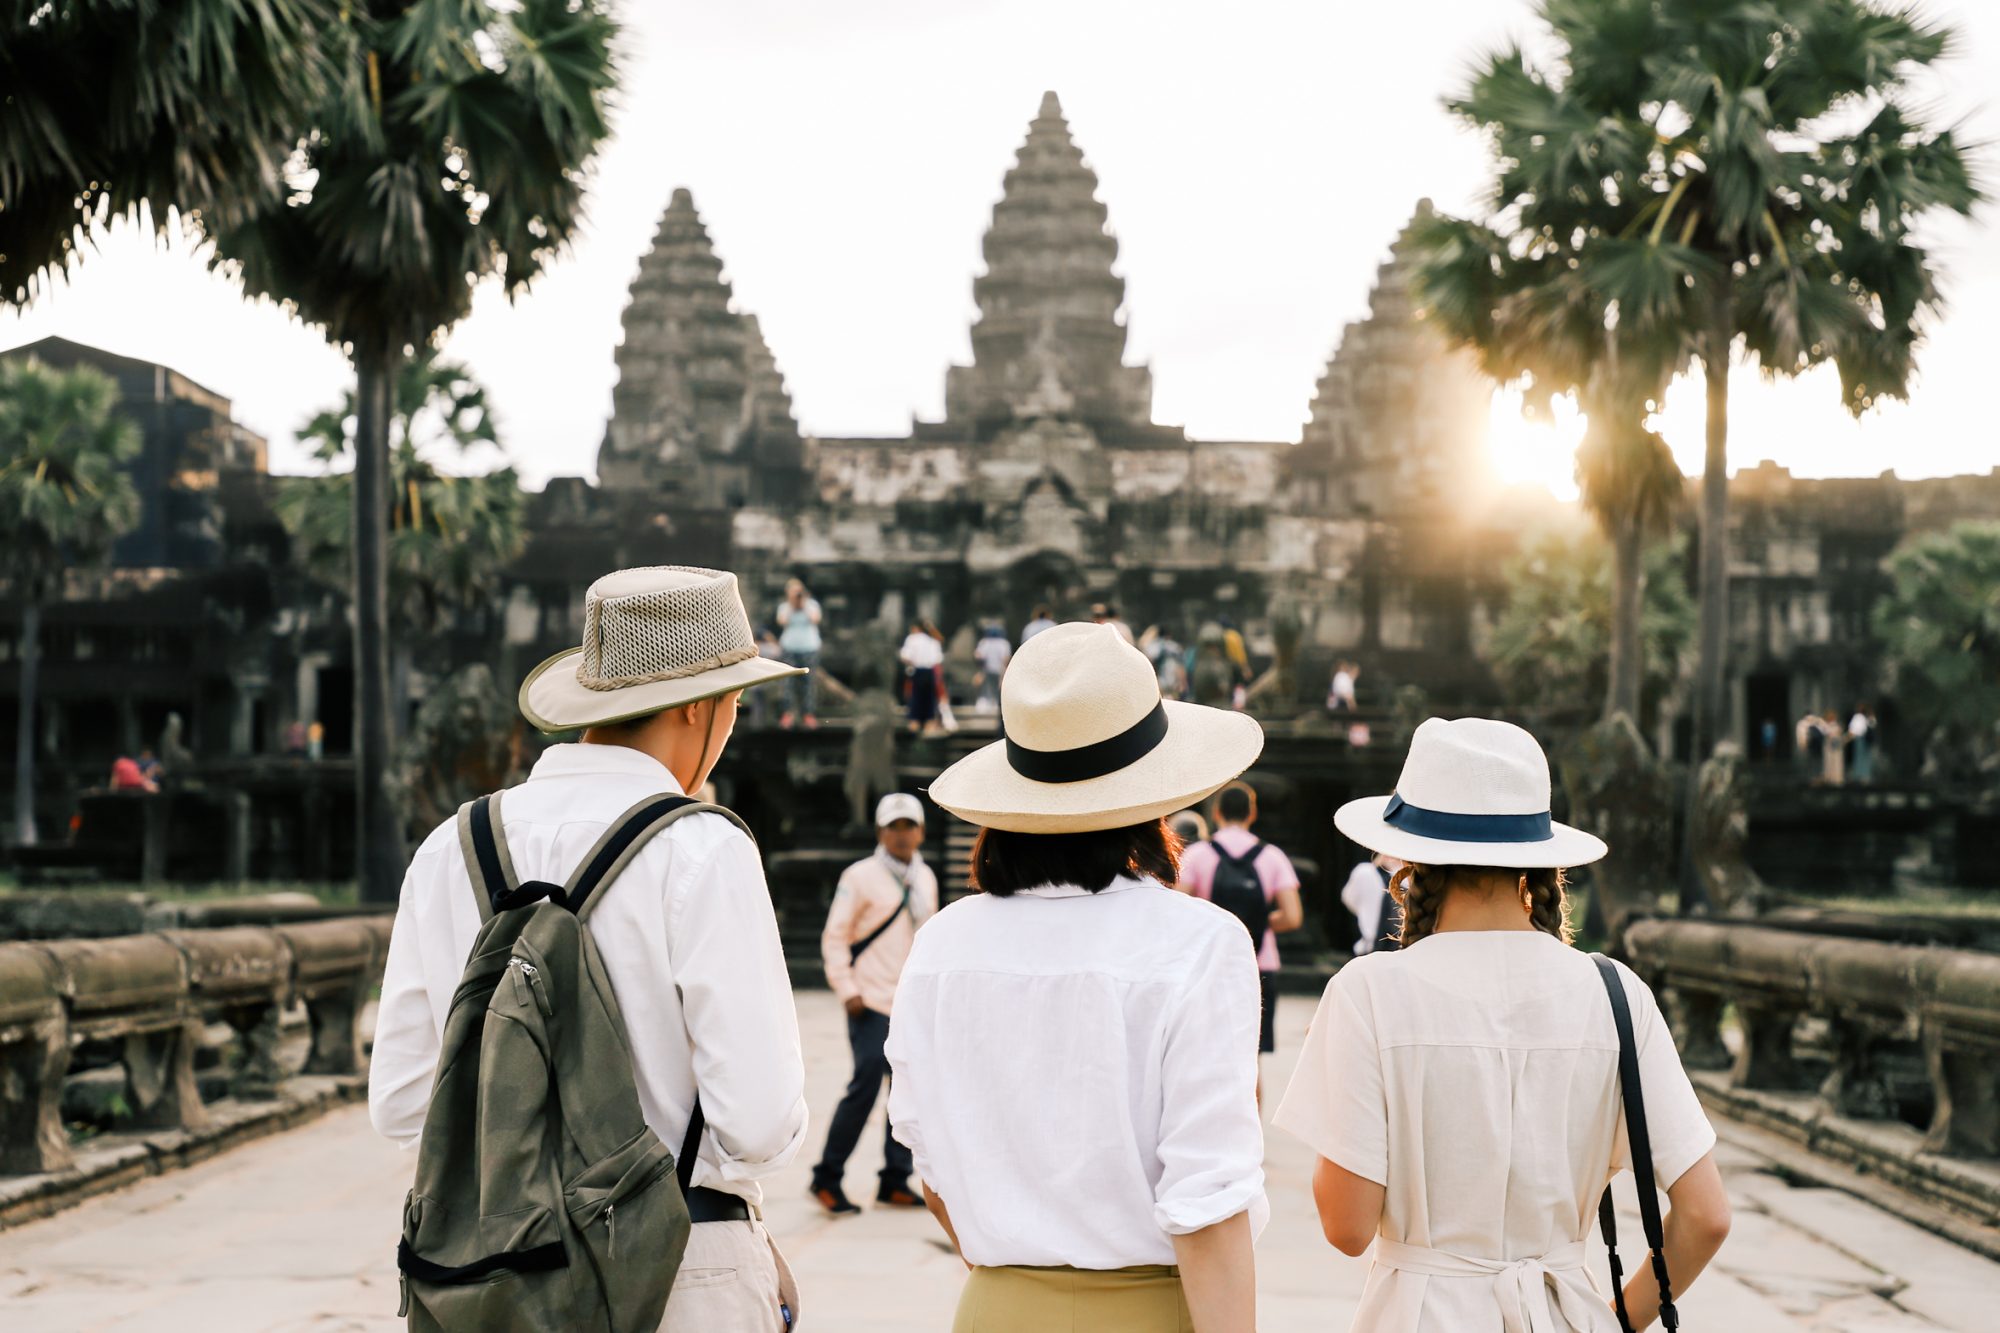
[0,0,331,305]
[211,0,616,902]
[0,358,141,846]
[1412,212,1687,727]
[280,351,525,727]
[1422,0,1981,898]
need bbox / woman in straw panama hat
[1272,717,1732,1333]
[885,622,1268,1333]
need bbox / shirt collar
[875,845,922,874]
[528,742,687,791]
[1017,874,1151,900]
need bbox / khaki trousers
[952,1264,1194,1333]
[661,1219,801,1331]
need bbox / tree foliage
[1872,522,2000,774]
[0,0,334,305]
[208,0,620,354]
[1490,530,1694,730]
[277,352,523,641]
[0,358,142,597]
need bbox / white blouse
[900,632,945,669]
[1275,930,1714,1332]
[886,877,1270,1269]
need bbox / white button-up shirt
[368,743,809,1206]
[886,876,1269,1269]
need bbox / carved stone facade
[594,188,807,510]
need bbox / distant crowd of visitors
[1787,706,1881,785]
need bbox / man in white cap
[811,791,938,1215]
[370,566,811,1331]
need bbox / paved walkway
[2,992,1996,1331]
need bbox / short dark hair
[1214,783,1254,823]
[970,819,1182,897]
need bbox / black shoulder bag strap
[849,860,914,964]
[1593,953,1678,1333]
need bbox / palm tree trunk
[1680,273,1733,910]
[1607,522,1644,724]
[353,341,406,903]
[12,600,42,848]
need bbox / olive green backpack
[397,790,749,1331]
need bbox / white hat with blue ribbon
[1334,717,1607,869]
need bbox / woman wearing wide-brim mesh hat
[885,621,1268,1333]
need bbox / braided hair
[1390,863,1572,948]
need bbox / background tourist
[1848,706,1875,784]
[1339,853,1405,957]
[1091,601,1135,646]
[1021,604,1057,642]
[900,619,945,734]
[306,719,325,760]
[1821,709,1848,786]
[812,792,937,1216]
[1276,717,1730,1332]
[973,621,1012,714]
[109,753,159,793]
[1327,660,1359,713]
[1219,616,1252,694]
[776,577,823,730]
[1177,780,1304,1103]
[1797,709,1826,783]
[1168,807,1210,846]
[891,622,1268,1333]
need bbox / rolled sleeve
[367,864,440,1148]
[1152,930,1268,1236]
[1274,966,1388,1186]
[668,829,810,1183]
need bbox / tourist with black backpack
[1176,780,1304,1101]
[369,566,811,1332]
[1275,718,1731,1331]
[810,791,938,1216]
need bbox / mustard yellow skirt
[952,1264,1193,1333]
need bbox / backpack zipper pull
[605,1201,616,1257]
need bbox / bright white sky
[2,0,1995,498]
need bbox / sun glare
[1486,388,1585,502]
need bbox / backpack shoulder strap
[456,791,522,925]
[1212,838,1267,869]
[565,794,755,921]
[1592,952,1678,1333]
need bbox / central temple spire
[944,91,1154,432]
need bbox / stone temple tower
[597,188,804,507]
[944,92,1154,433]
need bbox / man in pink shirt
[1177,781,1303,1101]
[812,792,939,1215]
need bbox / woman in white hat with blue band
[1274,718,1732,1331]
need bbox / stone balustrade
[1625,919,2000,1159]
[0,918,391,1176]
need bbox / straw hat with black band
[1333,717,1607,869]
[928,621,1264,834]
[519,566,804,733]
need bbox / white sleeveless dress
[1274,931,1714,1332]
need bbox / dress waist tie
[1373,1237,1604,1333]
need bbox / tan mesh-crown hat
[519,566,804,732]
[928,622,1264,834]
